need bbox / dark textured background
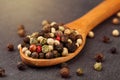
[0,0,120,80]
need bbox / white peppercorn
[17,44,22,50]
[64,29,71,35]
[51,27,56,33]
[50,22,57,26]
[47,38,54,45]
[59,26,65,31]
[25,50,31,57]
[67,39,72,44]
[62,47,69,57]
[117,12,120,18]
[54,40,60,45]
[88,31,94,38]
[22,47,28,53]
[42,20,49,26]
[77,38,83,45]
[48,45,54,51]
[112,29,119,37]
[37,36,44,42]
[112,18,120,24]
[75,43,80,47]
[94,62,102,71]
[49,33,55,38]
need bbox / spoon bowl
[19,0,120,67]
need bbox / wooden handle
[66,0,120,35]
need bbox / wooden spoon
[19,0,120,67]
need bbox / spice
[112,18,120,24]
[40,38,47,45]
[47,38,54,45]
[94,62,102,71]
[17,29,26,37]
[94,53,104,62]
[23,37,30,44]
[17,44,22,50]
[31,52,39,59]
[31,32,40,38]
[17,62,26,70]
[117,12,120,18]
[45,52,54,59]
[7,43,14,51]
[67,39,72,44]
[38,53,45,59]
[0,67,5,77]
[64,29,71,35]
[36,46,42,53]
[65,43,77,53]
[102,36,110,43]
[52,50,60,58]
[30,38,38,44]
[29,44,37,52]
[60,67,70,78]
[62,47,69,57]
[61,35,68,43]
[42,20,49,26]
[54,40,60,45]
[112,29,119,37]
[25,50,31,57]
[88,31,94,38]
[76,39,83,45]
[42,45,49,53]
[110,47,117,54]
[59,26,65,31]
[22,47,28,53]
[48,45,54,51]
[76,68,84,76]
[51,27,56,33]
[54,43,63,53]
[50,22,57,26]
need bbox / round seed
[25,50,31,57]
[22,47,28,53]
[88,31,94,38]
[112,18,120,24]
[117,12,120,18]
[94,62,102,71]
[112,29,119,37]
[47,38,54,45]
[62,47,69,57]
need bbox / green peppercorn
[31,52,39,59]
[42,45,49,53]
[94,62,102,71]
[30,38,38,44]
[40,38,47,45]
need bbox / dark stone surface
[0,0,120,80]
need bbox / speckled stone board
[0,0,120,80]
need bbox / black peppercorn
[52,24,59,30]
[42,26,51,33]
[102,36,110,43]
[65,42,77,53]
[94,53,104,62]
[44,33,51,38]
[45,52,54,59]
[17,62,26,70]
[76,35,82,40]
[61,35,68,43]
[54,43,63,53]
[23,37,30,44]
[110,47,117,54]
[7,43,14,51]
[38,53,45,59]
[60,67,70,78]
[0,67,5,77]
[31,52,39,59]
[69,33,76,41]
[52,50,60,58]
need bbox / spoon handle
[66,0,120,35]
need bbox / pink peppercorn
[56,36,61,41]
[36,46,42,53]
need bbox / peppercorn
[56,35,61,41]
[0,67,5,77]
[59,26,65,31]
[38,52,45,59]
[94,53,104,62]
[61,35,68,43]
[76,38,83,45]
[22,47,28,53]
[30,38,38,44]
[17,44,22,50]
[37,36,44,42]
[75,35,82,40]
[54,43,63,53]
[7,43,14,51]
[52,50,60,58]
[94,62,102,71]
[29,44,37,52]
[48,45,54,51]
[31,32,40,38]
[76,68,84,76]
[17,29,26,37]
[17,62,26,70]
[54,40,60,45]
[25,50,31,57]
[88,31,94,38]
[42,26,51,33]
[117,12,120,18]
[52,24,59,30]
[44,33,51,38]
[31,52,39,59]
[42,45,49,53]
[50,22,57,26]
[112,29,120,37]
[38,30,44,36]
[67,39,72,44]
[49,33,55,38]
[42,20,50,26]
[69,33,76,41]
[62,47,69,57]
[47,38,54,45]
[110,47,117,54]
[23,37,30,44]
[60,67,70,78]
[65,43,77,53]
[102,36,110,43]
[18,24,24,31]
[64,29,71,35]
[55,31,63,37]
[36,46,42,53]
[51,27,56,33]
[112,18,120,24]
[40,38,47,45]
[45,52,54,59]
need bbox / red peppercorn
[29,44,37,52]
[36,46,42,53]
[56,36,60,41]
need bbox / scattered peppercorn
[18,25,24,31]
[112,29,119,37]
[102,36,110,43]
[17,29,26,37]
[17,62,26,70]
[7,43,14,51]
[88,31,94,38]
[94,53,104,62]
[117,12,120,18]
[76,68,84,76]
[112,18,120,24]
[94,62,102,71]
[0,67,5,77]
[110,47,117,54]
[60,67,70,78]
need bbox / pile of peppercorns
[17,20,83,59]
